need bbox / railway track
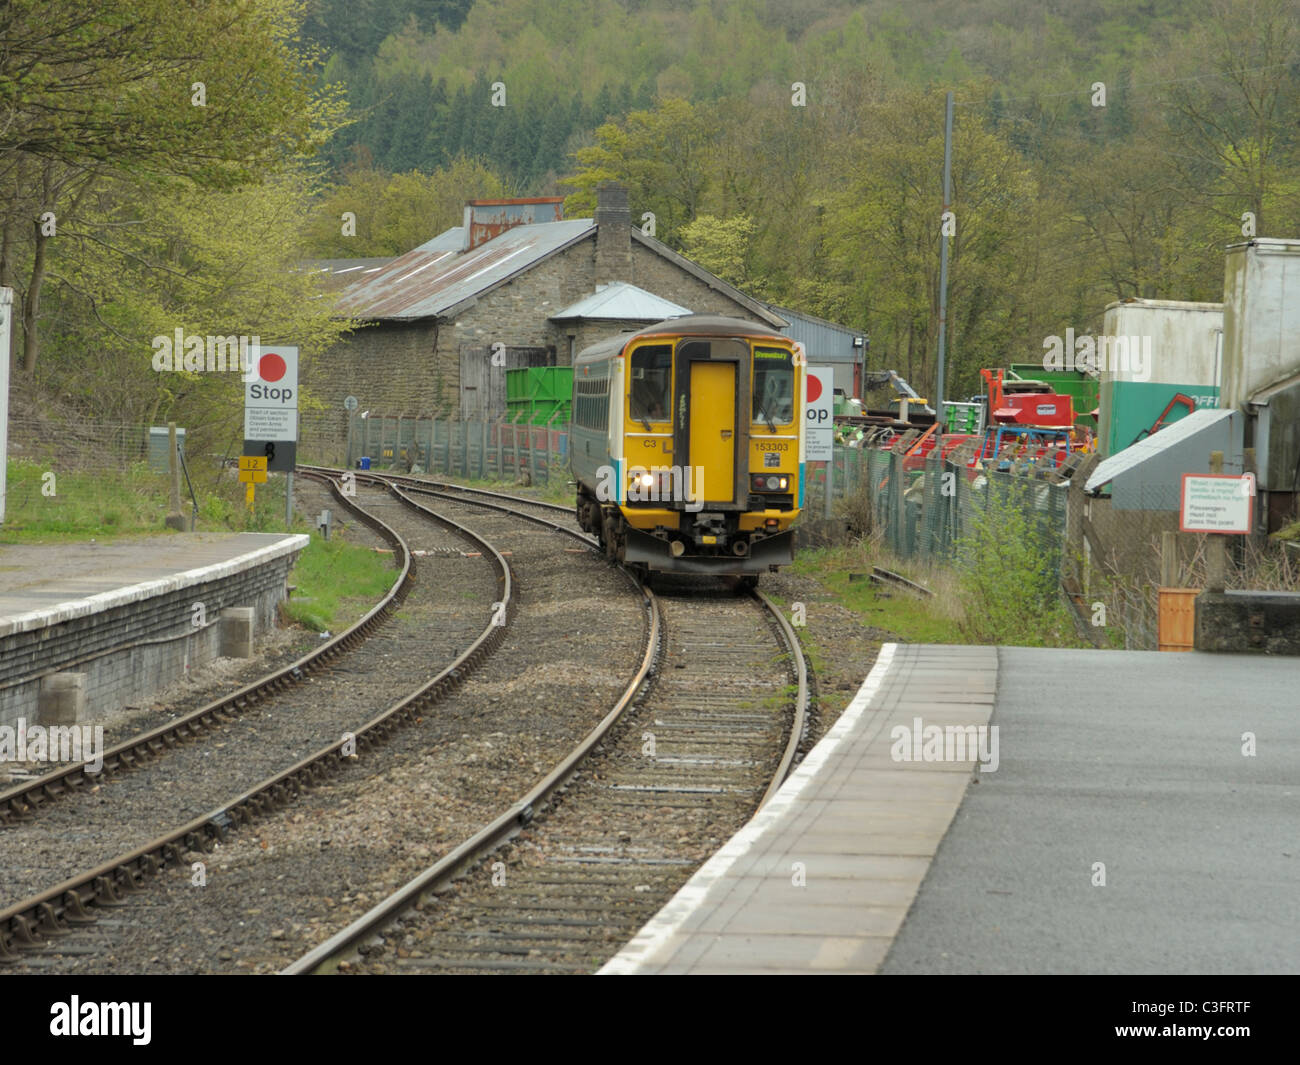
[870,565,934,598]
[0,473,515,963]
[284,469,810,976]
[3,466,811,973]
[0,473,410,829]
[2,471,654,973]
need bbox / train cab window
[629,344,672,422]
[753,347,795,425]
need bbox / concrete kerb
[601,643,905,974]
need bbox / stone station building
[305,186,786,426]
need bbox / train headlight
[750,474,790,492]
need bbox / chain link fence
[806,433,1166,648]
[299,412,569,487]
[3,413,236,528]
[807,438,1071,566]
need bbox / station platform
[0,533,308,729]
[602,643,1299,974]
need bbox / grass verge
[2,458,308,542]
[791,542,968,644]
[1,460,173,541]
[282,533,398,633]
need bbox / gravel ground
[5,473,891,975]
[6,493,649,974]
[423,477,890,747]
[0,482,500,904]
[348,584,795,974]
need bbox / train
[570,314,805,585]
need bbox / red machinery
[1130,393,1197,446]
[981,368,1076,427]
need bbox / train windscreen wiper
[755,402,777,434]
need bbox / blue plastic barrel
[359,456,371,470]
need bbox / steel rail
[0,471,409,826]
[870,565,934,598]
[282,477,650,974]
[284,484,813,975]
[753,589,811,810]
[343,467,811,810]
[283,582,658,975]
[0,477,514,963]
[296,464,574,517]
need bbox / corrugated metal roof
[551,282,690,321]
[464,199,564,251]
[425,227,465,252]
[310,258,396,274]
[334,219,595,321]
[305,257,396,289]
[1085,408,1236,493]
[767,303,865,363]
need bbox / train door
[688,361,736,505]
[674,337,748,508]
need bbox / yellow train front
[571,314,804,582]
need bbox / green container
[506,366,573,405]
[1101,380,1219,456]
[531,400,571,426]
[506,396,571,425]
[536,367,572,402]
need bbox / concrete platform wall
[1196,589,1300,654]
[0,542,304,729]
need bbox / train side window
[629,344,672,422]
[753,347,795,424]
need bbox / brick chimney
[594,183,632,284]
[462,197,564,252]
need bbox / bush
[954,476,1079,646]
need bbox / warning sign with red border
[1179,473,1254,535]
[805,366,833,462]
[243,345,298,473]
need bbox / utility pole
[0,289,10,525]
[935,90,954,430]
[164,421,185,531]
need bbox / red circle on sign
[259,353,287,382]
[806,374,822,402]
